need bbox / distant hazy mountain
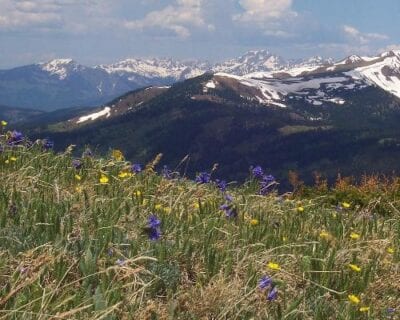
[1,50,399,112]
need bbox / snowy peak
[97,58,209,80]
[40,59,85,80]
[212,50,287,75]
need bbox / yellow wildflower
[350,232,360,240]
[282,236,288,242]
[99,175,109,184]
[297,206,304,213]
[387,247,395,254]
[134,190,142,197]
[118,171,132,178]
[75,186,83,193]
[164,207,172,214]
[112,149,124,161]
[319,230,331,240]
[348,294,360,304]
[194,202,200,209]
[5,160,9,164]
[342,202,351,209]
[155,204,163,211]
[1,120,7,126]
[267,262,281,271]
[348,264,361,272]
[359,307,370,312]
[10,157,17,162]
[250,219,259,226]
[75,174,82,181]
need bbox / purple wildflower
[82,148,93,158]
[42,139,54,150]
[148,228,161,241]
[260,174,276,195]
[259,276,272,289]
[148,215,161,229]
[8,130,24,145]
[195,172,211,184]
[72,159,82,169]
[131,163,142,173]
[224,194,233,202]
[267,286,278,301]
[252,166,264,179]
[220,203,237,218]
[116,258,125,266]
[215,179,227,192]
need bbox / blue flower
[224,194,233,202]
[220,203,237,218]
[8,130,24,145]
[195,172,211,184]
[148,227,161,241]
[252,166,264,179]
[116,258,125,266]
[260,174,276,195]
[259,275,272,289]
[267,286,278,301]
[42,139,54,150]
[215,179,227,192]
[131,163,142,173]
[148,215,161,229]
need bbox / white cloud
[234,0,296,24]
[343,25,388,44]
[123,0,214,39]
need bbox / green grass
[0,135,399,319]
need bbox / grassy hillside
[0,130,399,319]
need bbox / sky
[0,0,399,68]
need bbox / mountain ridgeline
[23,49,400,185]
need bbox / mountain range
[21,49,400,185]
[0,50,335,111]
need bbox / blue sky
[0,0,399,68]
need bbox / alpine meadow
[1,0,400,319]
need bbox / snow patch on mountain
[77,107,111,123]
[41,59,84,80]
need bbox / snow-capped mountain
[1,49,400,111]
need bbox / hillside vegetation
[0,129,399,319]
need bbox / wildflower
[134,190,142,197]
[10,156,17,162]
[131,163,142,173]
[8,130,24,145]
[99,175,109,184]
[1,120,7,126]
[319,230,331,239]
[112,149,124,161]
[42,139,54,150]
[148,215,161,229]
[297,206,304,213]
[348,294,360,304]
[225,194,233,202]
[260,174,276,195]
[359,307,370,312]
[72,159,82,169]
[387,308,396,314]
[194,202,200,209]
[75,186,83,193]
[259,275,272,289]
[350,232,360,240]
[146,214,161,241]
[5,159,9,164]
[342,202,351,209]
[348,264,361,272]
[215,179,227,192]
[155,204,163,211]
[220,203,237,218]
[250,219,259,226]
[252,166,264,179]
[267,262,281,271]
[75,174,82,181]
[282,236,288,242]
[267,286,278,301]
[195,171,211,184]
[387,247,395,254]
[118,171,132,178]
[164,207,172,214]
